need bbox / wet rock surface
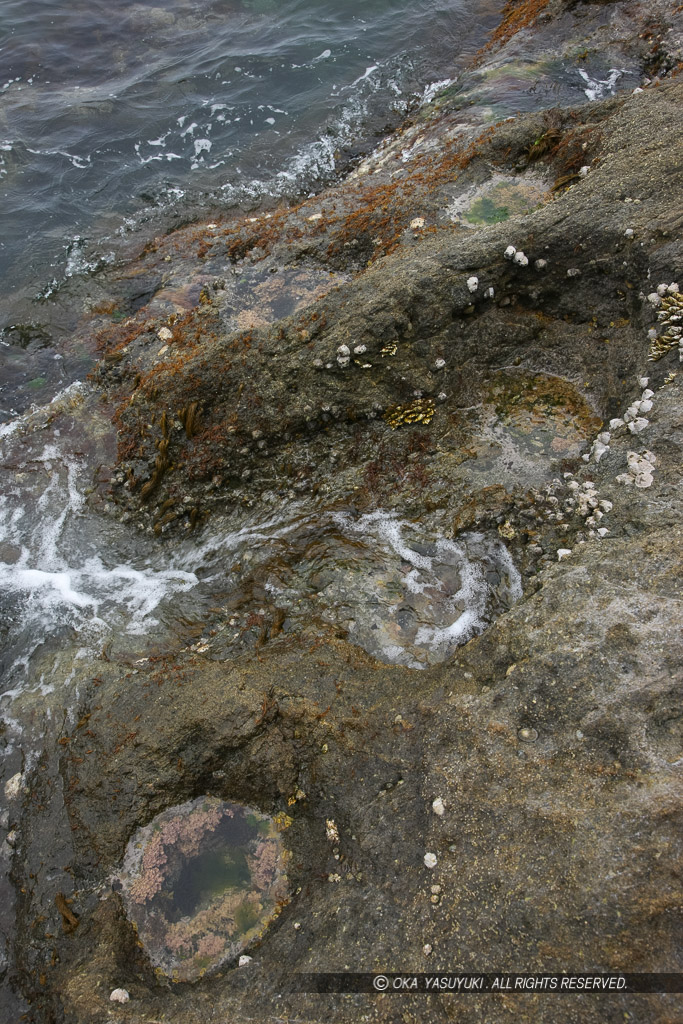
[1,1,682,1022]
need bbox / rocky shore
[1,1,682,1022]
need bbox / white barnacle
[534,258,547,270]
[504,245,517,260]
[432,797,445,817]
[513,251,529,267]
[424,852,438,869]
[467,275,479,293]
[336,343,351,368]
[628,417,649,434]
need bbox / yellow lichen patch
[384,398,436,430]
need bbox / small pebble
[238,955,253,967]
[423,944,433,955]
[557,548,572,561]
[432,797,445,817]
[410,217,425,230]
[4,773,23,801]
[424,852,438,869]
[109,989,130,1004]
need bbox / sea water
[0,0,485,307]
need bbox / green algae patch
[453,175,548,227]
[464,196,510,225]
[116,797,289,981]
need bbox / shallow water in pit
[116,796,289,981]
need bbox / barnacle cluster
[383,397,435,429]
[648,288,683,361]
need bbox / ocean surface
[0,0,488,309]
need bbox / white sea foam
[578,68,624,102]
[331,512,522,662]
[0,436,201,694]
[421,78,454,105]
